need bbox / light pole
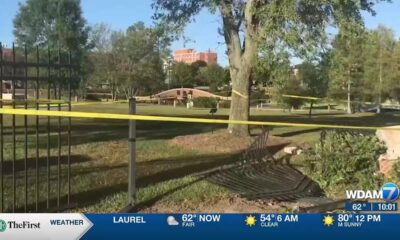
[347,68,352,114]
[168,57,174,89]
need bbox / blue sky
[1,0,400,66]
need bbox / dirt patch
[140,196,339,213]
[169,129,290,154]
[140,197,292,213]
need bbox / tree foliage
[170,62,196,88]
[115,22,166,98]
[13,0,91,96]
[328,21,366,113]
[86,22,167,99]
[169,61,228,90]
[152,0,389,136]
[363,25,398,102]
[327,23,400,111]
[297,61,328,98]
[197,63,227,91]
[13,0,90,52]
[391,43,400,101]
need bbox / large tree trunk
[228,61,252,136]
[221,0,257,137]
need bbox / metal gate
[202,129,324,201]
[0,42,78,212]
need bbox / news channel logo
[381,182,399,201]
[345,182,399,201]
[0,219,6,232]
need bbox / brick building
[173,49,217,65]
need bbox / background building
[173,49,217,65]
[1,47,27,99]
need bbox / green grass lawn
[1,103,399,212]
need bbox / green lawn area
[1,103,399,212]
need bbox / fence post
[128,98,137,206]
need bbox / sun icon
[245,215,257,227]
[323,215,334,227]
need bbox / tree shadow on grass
[11,152,240,212]
[9,139,290,213]
[137,153,241,188]
[16,177,204,213]
[121,176,206,213]
[69,120,226,146]
[65,111,400,149]
[67,152,244,188]
[274,128,322,137]
[5,111,398,149]
[1,154,92,175]
[1,120,226,149]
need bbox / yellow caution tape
[0,108,399,131]
[3,93,391,109]
[264,92,400,107]
[232,90,248,99]
[281,94,321,101]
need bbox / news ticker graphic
[0,213,92,240]
[1,213,400,239]
[346,202,398,212]
[344,182,399,212]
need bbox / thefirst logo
[0,219,6,232]
[346,182,399,201]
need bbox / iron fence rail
[0,42,78,213]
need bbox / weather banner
[1,213,400,239]
[83,213,400,239]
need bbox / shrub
[303,130,386,191]
[390,159,400,183]
[192,97,218,108]
[218,100,231,108]
[85,94,101,101]
[250,89,266,101]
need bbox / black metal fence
[0,42,79,212]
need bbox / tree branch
[219,0,242,68]
[242,0,257,62]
